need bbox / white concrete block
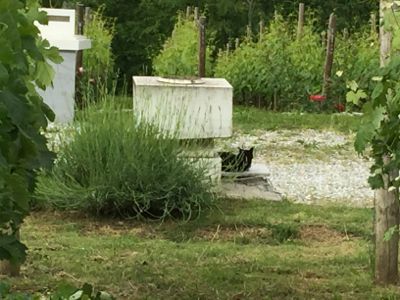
[133,76,233,139]
[35,8,92,124]
[38,51,75,123]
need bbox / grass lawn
[233,106,362,134]
[4,106,390,299]
[4,199,400,299]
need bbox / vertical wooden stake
[322,13,336,97]
[246,25,252,39]
[343,28,349,40]
[194,7,199,21]
[371,12,377,36]
[297,3,305,40]
[75,3,85,108]
[374,0,399,285]
[186,6,191,19]
[226,42,230,55]
[235,38,240,49]
[84,7,91,24]
[259,20,264,42]
[198,16,206,78]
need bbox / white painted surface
[133,76,233,139]
[35,8,92,123]
[38,51,75,123]
[36,9,91,51]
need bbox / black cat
[219,147,254,172]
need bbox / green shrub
[152,13,213,78]
[35,101,214,220]
[332,30,379,110]
[79,5,116,104]
[214,14,323,111]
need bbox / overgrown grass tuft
[35,101,214,220]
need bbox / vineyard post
[374,0,399,285]
[198,16,206,78]
[259,20,264,42]
[322,13,336,97]
[75,3,85,108]
[186,6,191,19]
[297,3,305,40]
[194,7,199,21]
[371,12,377,36]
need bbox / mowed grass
[5,199,400,299]
[233,106,362,134]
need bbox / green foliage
[354,56,400,190]
[35,101,214,220]
[215,14,323,111]
[332,31,380,110]
[52,0,378,82]
[80,5,116,103]
[269,223,299,243]
[0,0,61,265]
[153,14,212,77]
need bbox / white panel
[133,77,233,139]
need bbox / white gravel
[221,129,374,207]
[265,159,373,207]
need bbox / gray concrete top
[133,76,233,89]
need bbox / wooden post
[235,38,240,49]
[186,6,191,19]
[322,13,336,97]
[374,0,399,285]
[259,20,264,42]
[75,3,85,108]
[198,16,206,78]
[371,13,377,36]
[226,42,231,54]
[84,7,91,24]
[194,7,199,21]
[343,28,349,40]
[246,25,252,39]
[297,3,305,40]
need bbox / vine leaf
[35,60,55,90]
[346,89,367,105]
[354,104,386,153]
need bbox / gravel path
[219,129,374,207]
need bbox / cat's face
[239,147,254,160]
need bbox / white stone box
[36,9,91,123]
[133,77,233,139]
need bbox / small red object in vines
[309,94,326,102]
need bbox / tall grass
[35,101,215,220]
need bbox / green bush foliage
[79,6,116,104]
[215,13,379,112]
[215,14,323,111]
[152,14,213,78]
[42,0,378,81]
[0,0,61,266]
[332,31,380,110]
[35,101,214,220]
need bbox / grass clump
[35,101,214,220]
